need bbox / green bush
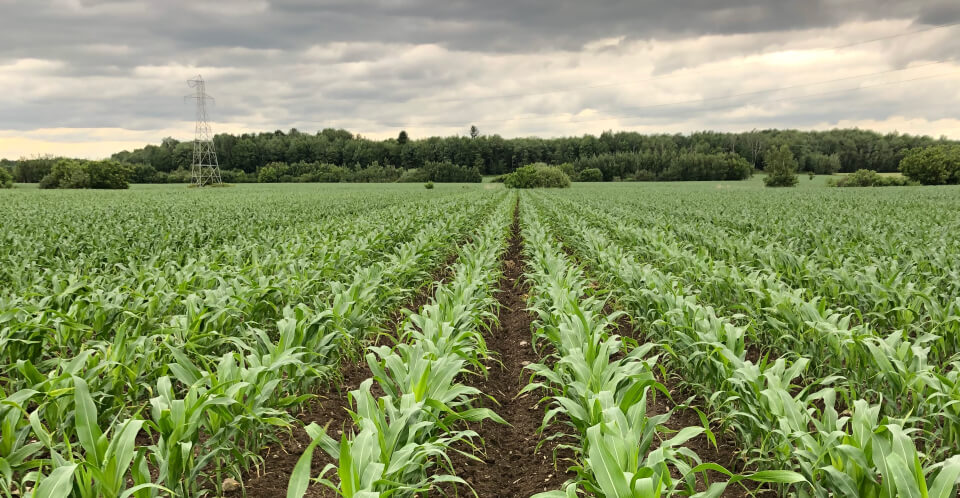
[578,168,603,182]
[398,168,430,183]
[12,156,57,183]
[831,169,912,187]
[258,162,288,183]
[899,145,960,185]
[424,181,434,189]
[503,163,571,188]
[421,161,482,183]
[86,160,134,189]
[763,145,799,187]
[557,163,577,181]
[348,162,400,183]
[801,152,841,175]
[572,151,752,181]
[0,167,12,188]
[39,159,132,189]
[632,169,656,182]
[167,168,192,183]
[219,169,259,183]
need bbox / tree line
[2,127,957,185]
[107,127,952,176]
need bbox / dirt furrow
[444,199,574,497]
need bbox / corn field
[2,182,959,497]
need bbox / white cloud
[1,13,959,158]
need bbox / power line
[830,20,960,49]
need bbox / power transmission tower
[185,75,222,187]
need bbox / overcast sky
[2,0,960,159]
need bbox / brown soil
[439,199,576,497]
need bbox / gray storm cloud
[1,0,959,157]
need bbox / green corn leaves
[1,186,508,496]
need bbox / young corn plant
[286,200,513,497]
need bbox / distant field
[2,182,959,497]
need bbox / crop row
[528,191,960,497]
[0,189,505,496]
[546,188,960,339]
[517,198,801,497]
[536,193,960,444]
[288,194,513,496]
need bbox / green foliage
[398,168,430,183]
[424,181,434,189]
[420,160,482,183]
[0,166,12,188]
[573,151,753,181]
[632,169,656,182]
[578,167,603,182]
[899,145,960,185]
[801,152,841,175]
[109,128,957,179]
[349,161,401,183]
[38,159,132,189]
[504,163,571,188]
[11,155,57,183]
[0,185,509,496]
[520,205,805,497]
[831,169,912,187]
[256,160,481,184]
[557,162,577,180]
[257,161,289,182]
[527,184,960,497]
[763,145,799,187]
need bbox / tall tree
[469,125,480,139]
[397,130,409,145]
[763,145,799,187]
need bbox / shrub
[86,160,134,189]
[220,169,259,183]
[258,162,288,183]
[398,168,430,183]
[39,159,132,189]
[660,152,753,181]
[802,152,841,175]
[578,168,603,182]
[424,181,434,189]
[899,145,960,185]
[572,151,752,181]
[763,145,799,187]
[347,162,400,183]
[0,167,12,188]
[12,156,56,183]
[831,169,912,187]
[557,163,577,181]
[167,168,192,184]
[632,169,656,182]
[503,163,571,188]
[129,163,159,183]
[421,161,482,183]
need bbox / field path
[445,198,574,497]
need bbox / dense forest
[3,127,956,184]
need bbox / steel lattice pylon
[185,75,222,187]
